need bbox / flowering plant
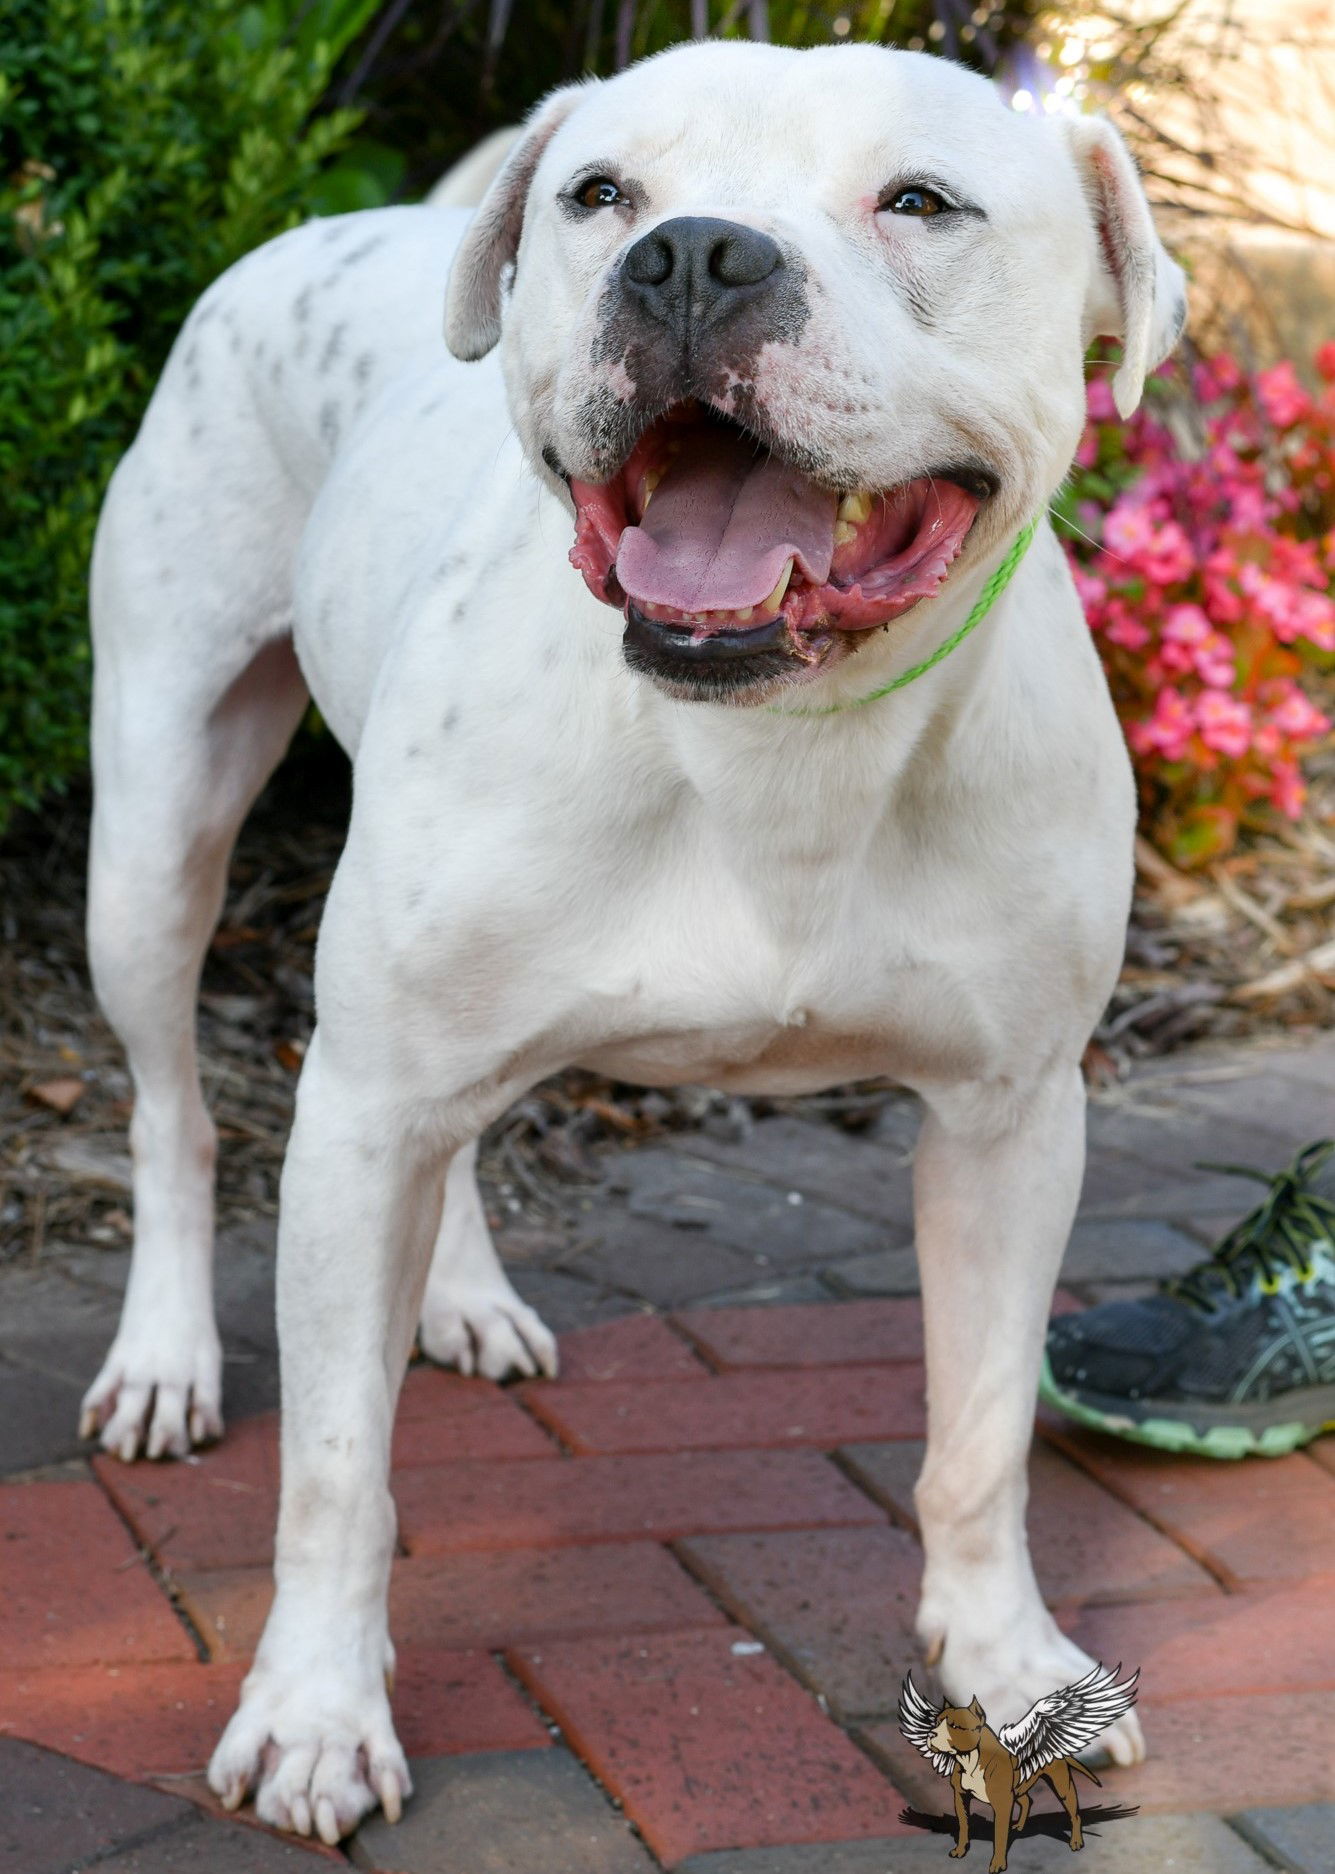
[1055,344,1335,868]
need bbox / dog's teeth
[760,559,794,616]
[733,606,753,623]
[838,490,873,525]
[834,522,858,547]
[640,467,662,512]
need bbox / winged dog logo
[898,1662,1139,1872]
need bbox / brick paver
[1080,1692,1335,1814]
[93,1412,279,1571]
[393,1448,883,1554]
[559,1315,707,1381]
[392,1367,560,1465]
[673,1292,1084,1372]
[510,1629,913,1864]
[519,1366,927,1455]
[1235,1803,1335,1874]
[90,1818,337,1869]
[176,1542,724,1659]
[0,1661,246,1778]
[1065,1578,1335,1699]
[675,1813,1280,1872]
[677,1526,922,1719]
[354,1749,658,1872]
[0,1481,195,1669]
[841,1438,1220,1605]
[0,1735,195,1874]
[674,1299,928,1369]
[1046,1429,1335,1587]
[5,1033,1335,1866]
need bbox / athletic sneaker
[1041,1140,1335,1458]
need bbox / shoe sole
[1038,1354,1335,1459]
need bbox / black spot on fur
[293,287,313,325]
[441,707,460,733]
[353,351,374,385]
[341,235,386,268]
[319,323,347,374]
[319,400,340,447]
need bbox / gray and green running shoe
[1041,1140,1335,1458]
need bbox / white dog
[82,39,1183,1842]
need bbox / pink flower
[1268,759,1307,819]
[1265,683,1331,745]
[1071,564,1107,611]
[1086,378,1119,423]
[1194,353,1243,401]
[1256,362,1311,429]
[1103,610,1151,651]
[1161,604,1210,645]
[1194,690,1253,759]
[1102,505,1195,583]
[1131,687,1196,762]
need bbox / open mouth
[568,401,985,672]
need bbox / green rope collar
[768,516,1039,718]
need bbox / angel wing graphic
[994,1662,1139,1784]
[897,1671,958,1780]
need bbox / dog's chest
[567,830,1002,1092]
[957,1751,991,1804]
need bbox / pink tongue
[615,427,838,613]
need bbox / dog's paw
[208,1666,410,1842]
[79,1327,223,1461]
[927,1616,1146,1768]
[417,1282,558,1381]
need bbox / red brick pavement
[4,1307,1334,1865]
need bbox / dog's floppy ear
[1063,114,1187,419]
[445,81,592,362]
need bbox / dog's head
[446,40,1185,703]
[930,1696,988,1756]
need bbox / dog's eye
[573,176,630,210]
[886,186,948,217]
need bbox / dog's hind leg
[1047,1762,1085,1850]
[417,1140,558,1379]
[911,1066,1147,1769]
[81,402,309,1459]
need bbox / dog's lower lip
[624,603,791,662]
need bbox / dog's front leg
[207,1031,449,1841]
[911,1065,1145,1767]
[949,1767,970,1858]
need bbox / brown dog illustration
[899,1663,1139,1872]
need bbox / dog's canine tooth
[760,558,794,615]
[834,521,857,546]
[838,490,873,525]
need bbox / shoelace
[1165,1139,1335,1311]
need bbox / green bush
[0,0,375,829]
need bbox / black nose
[621,216,782,340]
